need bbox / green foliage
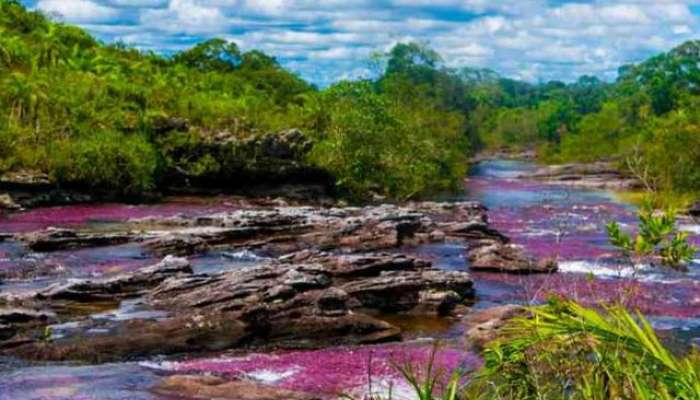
[306,79,468,200]
[48,132,157,195]
[393,346,464,400]
[639,106,700,193]
[465,299,700,400]
[340,343,464,400]
[0,3,474,199]
[606,201,697,270]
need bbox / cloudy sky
[20,0,700,86]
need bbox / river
[1,159,699,399]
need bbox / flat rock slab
[153,375,321,400]
[15,201,496,255]
[468,242,557,274]
[2,253,471,362]
[523,162,641,190]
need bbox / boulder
[21,227,134,252]
[0,193,20,210]
[465,305,529,351]
[36,256,192,302]
[468,242,557,274]
[0,308,56,325]
[5,254,469,361]
[153,375,321,400]
[524,162,641,190]
[9,312,248,362]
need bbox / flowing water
[1,159,699,399]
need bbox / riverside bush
[48,132,157,195]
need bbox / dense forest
[1,0,699,201]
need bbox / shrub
[307,79,468,200]
[606,201,697,270]
[48,131,157,195]
[464,299,700,400]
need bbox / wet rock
[9,312,248,362]
[465,305,529,351]
[21,227,134,252]
[440,221,509,243]
[525,162,641,190]
[0,324,16,341]
[144,234,209,256]
[294,253,431,278]
[153,375,321,400]
[35,256,192,302]
[468,242,558,273]
[5,254,468,361]
[0,308,54,344]
[342,270,473,314]
[0,308,56,325]
[0,193,20,210]
[17,201,498,256]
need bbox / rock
[35,256,192,302]
[342,270,473,314]
[300,253,431,277]
[1,200,519,362]
[440,221,509,243]
[17,201,498,256]
[468,242,557,273]
[5,255,468,361]
[465,305,529,351]
[0,308,54,344]
[21,227,134,252]
[143,234,209,256]
[0,324,16,341]
[9,312,249,362]
[0,308,56,325]
[524,162,641,190]
[153,375,321,400]
[0,193,20,210]
[0,170,51,186]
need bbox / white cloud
[27,0,700,86]
[37,0,119,23]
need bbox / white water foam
[558,260,647,279]
[245,368,299,384]
[345,376,418,400]
[223,250,265,261]
[679,224,700,235]
[558,260,697,284]
[139,360,179,371]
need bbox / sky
[20,0,700,86]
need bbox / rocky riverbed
[0,159,699,400]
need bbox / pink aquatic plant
[0,196,243,233]
[150,343,481,397]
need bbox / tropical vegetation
[3,0,700,201]
[607,201,697,270]
[0,1,468,200]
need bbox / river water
[1,159,699,399]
